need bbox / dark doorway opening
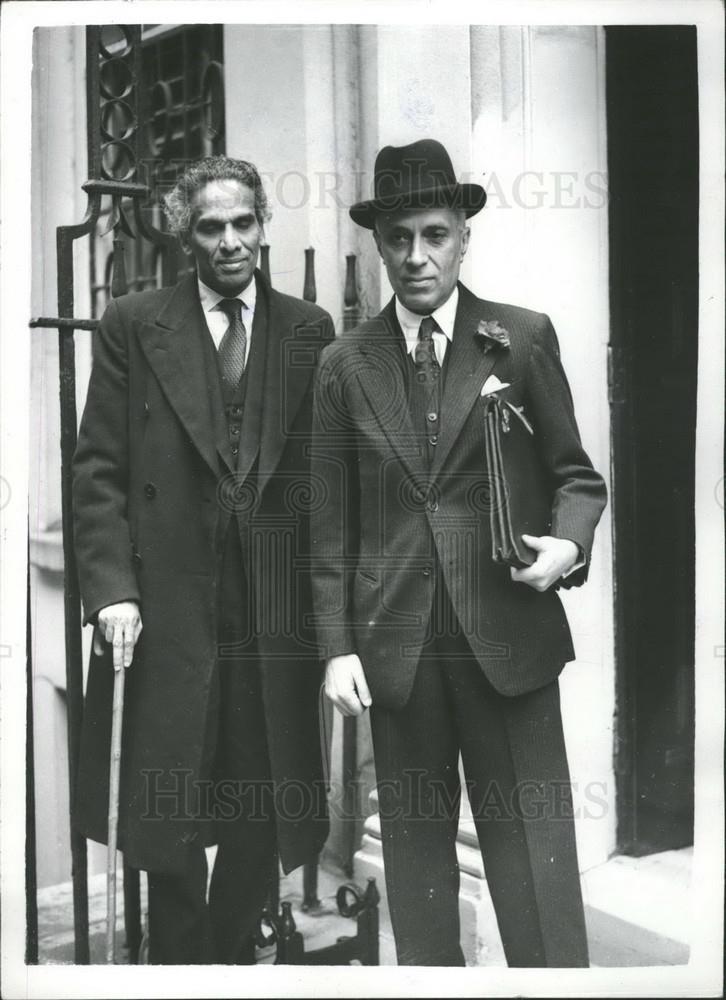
[606,26,698,855]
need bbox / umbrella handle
[106,664,126,963]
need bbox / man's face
[181,179,263,296]
[374,206,470,314]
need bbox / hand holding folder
[482,390,551,569]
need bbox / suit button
[231,446,239,456]
[230,426,240,436]
[133,552,142,565]
[413,486,426,503]
[427,499,439,512]
[144,482,157,499]
[429,435,438,446]
[231,405,243,417]
[422,565,432,577]
[427,412,438,422]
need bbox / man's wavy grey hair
[163,156,272,237]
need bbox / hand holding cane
[98,605,142,964]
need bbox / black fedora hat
[349,138,487,230]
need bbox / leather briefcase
[482,393,552,568]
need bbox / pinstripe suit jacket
[310,282,607,709]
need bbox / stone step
[582,848,692,967]
[357,817,692,967]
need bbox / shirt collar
[197,273,257,313]
[395,285,459,354]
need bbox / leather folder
[482,394,552,568]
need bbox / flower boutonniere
[475,319,511,353]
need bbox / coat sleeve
[526,316,608,588]
[310,344,360,659]
[72,297,140,624]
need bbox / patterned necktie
[413,315,442,386]
[217,298,247,387]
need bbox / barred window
[91,24,225,316]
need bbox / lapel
[356,301,427,485]
[256,274,318,497]
[136,273,221,478]
[429,283,502,480]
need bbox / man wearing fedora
[310,138,607,966]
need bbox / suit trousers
[147,524,277,964]
[369,582,589,968]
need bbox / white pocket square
[481,374,510,396]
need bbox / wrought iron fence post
[341,253,361,876]
[54,204,103,965]
[259,243,271,285]
[303,246,317,303]
[343,253,361,332]
[300,246,322,908]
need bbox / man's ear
[460,224,471,261]
[178,232,193,256]
[372,228,383,258]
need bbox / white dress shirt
[197,275,257,367]
[395,285,459,367]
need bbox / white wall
[225,25,354,325]
[224,25,309,298]
[30,25,92,537]
[368,24,476,303]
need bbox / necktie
[217,298,247,387]
[413,315,442,386]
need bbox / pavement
[36,848,691,967]
[36,856,382,966]
[582,848,692,966]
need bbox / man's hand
[94,601,143,671]
[510,535,579,592]
[324,654,372,717]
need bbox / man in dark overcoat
[311,139,607,967]
[72,156,332,964]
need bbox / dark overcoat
[311,282,608,709]
[72,270,333,874]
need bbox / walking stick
[106,661,126,963]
